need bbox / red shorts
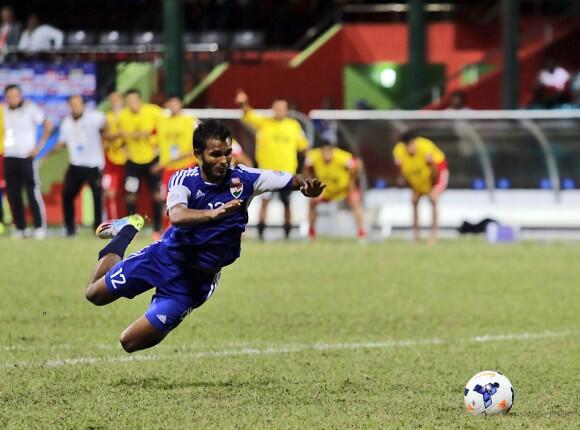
[433,160,449,194]
[102,160,125,192]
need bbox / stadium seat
[66,30,96,46]
[132,31,161,46]
[230,31,265,50]
[196,31,229,49]
[183,32,196,44]
[229,31,264,62]
[99,31,129,46]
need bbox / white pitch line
[0,330,574,370]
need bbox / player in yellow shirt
[151,95,196,229]
[117,89,164,238]
[393,131,449,244]
[305,141,366,240]
[232,140,253,167]
[235,89,309,240]
[103,91,127,220]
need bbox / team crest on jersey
[230,177,243,198]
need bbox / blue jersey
[162,165,293,271]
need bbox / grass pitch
[0,235,578,429]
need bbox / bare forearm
[290,174,307,190]
[169,200,242,226]
[169,206,213,227]
[240,102,252,114]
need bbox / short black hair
[68,94,84,102]
[400,130,418,144]
[124,88,141,97]
[320,138,334,148]
[4,84,21,94]
[193,119,232,152]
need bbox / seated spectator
[17,14,63,52]
[0,6,21,51]
[532,58,571,108]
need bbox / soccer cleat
[96,214,145,239]
[33,227,47,240]
[11,229,29,240]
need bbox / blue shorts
[104,241,220,332]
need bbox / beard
[201,158,229,183]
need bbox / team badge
[230,177,243,198]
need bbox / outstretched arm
[246,166,325,198]
[235,89,252,114]
[236,89,266,130]
[290,175,325,198]
[168,200,243,227]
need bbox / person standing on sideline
[117,89,163,239]
[153,95,196,199]
[103,91,126,219]
[1,84,52,239]
[46,95,106,236]
[235,89,309,240]
[17,14,63,52]
[152,95,196,230]
[0,104,5,235]
[393,130,449,245]
[0,6,21,52]
[305,141,366,241]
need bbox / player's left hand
[300,178,325,198]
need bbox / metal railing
[183,108,580,203]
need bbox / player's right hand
[235,90,248,106]
[209,199,243,220]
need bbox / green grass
[0,236,578,429]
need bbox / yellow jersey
[306,147,354,201]
[393,137,445,195]
[104,110,127,166]
[118,103,163,164]
[242,110,308,173]
[157,113,197,170]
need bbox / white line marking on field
[0,330,574,370]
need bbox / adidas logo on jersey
[196,190,205,199]
[156,314,167,324]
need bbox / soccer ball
[464,370,514,416]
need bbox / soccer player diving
[85,120,325,353]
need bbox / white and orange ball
[464,370,514,416]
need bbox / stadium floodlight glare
[380,68,397,88]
